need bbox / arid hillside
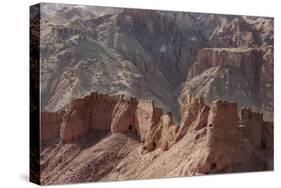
[40,92,273,184]
[39,4,273,121]
[35,3,274,185]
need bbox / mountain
[35,3,274,185]
[39,4,273,121]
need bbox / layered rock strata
[182,48,273,121]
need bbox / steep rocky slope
[40,4,273,121]
[40,93,273,184]
[37,4,274,185]
[181,47,273,120]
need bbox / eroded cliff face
[181,48,273,121]
[44,92,166,144]
[202,100,273,173]
[41,93,273,184]
[40,5,273,123]
[142,112,178,152]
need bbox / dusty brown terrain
[40,93,273,185]
[34,3,274,185]
[39,4,273,121]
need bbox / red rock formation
[59,92,164,143]
[146,95,273,173]
[182,47,273,121]
[111,97,138,134]
[175,96,208,142]
[42,92,273,173]
[41,111,64,141]
[202,100,241,173]
[89,93,120,131]
[41,93,273,183]
[135,100,163,142]
[143,112,178,152]
[186,99,273,174]
[60,93,120,143]
[60,96,92,143]
[187,48,263,80]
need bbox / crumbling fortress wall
[41,92,273,172]
[50,25,87,39]
[41,111,64,141]
[42,92,166,144]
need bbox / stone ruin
[51,25,87,39]
[41,92,273,172]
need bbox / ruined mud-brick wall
[60,92,122,143]
[41,111,64,141]
[41,92,273,172]
[142,112,178,152]
[50,25,87,39]
[41,91,181,147]
[173,95,273,173]
[42,92,168,144]
[135,100,163,142]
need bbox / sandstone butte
[40,92,273,184]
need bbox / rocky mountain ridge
[39,4,273,121]
[35,4,274,184]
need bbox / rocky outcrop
[175,96,209,142]
[187,48,263,80]
[135,100,163,142]
[111,97,138,134]
[182,47,273,121]
[40,5,273,126]
[143,112,178,152]
[60,96,92,143]
[41,111,64,141]
[60,93,119,143]
[200,100,242,173]
[176,97,273,174]
[44,92,169,145]
[58,92,166,143]
[44,92,273,167]
[41,93,273,184]
[210,16,273,48]
[202,100,272,173]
